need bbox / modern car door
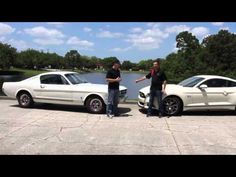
[37,74,73,104]
[199,79,230,106]
[183,87,207,107]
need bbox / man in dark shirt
[135,59,167,118]
[106,60,121,118]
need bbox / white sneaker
[107,114,114,119]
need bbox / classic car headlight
[139,92,146,98]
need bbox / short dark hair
[112,60,121,65]
[154,59,160,64]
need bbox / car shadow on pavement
[138,108,236,117]
[117,107,132,117]
[182,110,236,116]
[10,103,132,115]
[11,103,88,113]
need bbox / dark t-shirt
[106,68,120,89]
[146,69,167,90]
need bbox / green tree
[137,59,154,70]
[101,57,119,70]
[46,53,64,69]
[16,49,43,69]
[64,50,81,69]
[90,56,102,69]
[176,31,201,76]
[0,43,17,70]
[201,30,236,77]
[121,60,136,70]
[161,53,185,83]
[176,31,200,51]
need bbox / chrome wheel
[163,97,181,116]
[89,98,103,113]
[17,92,33,108]
[20,94,31,106]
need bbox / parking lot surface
[1,98,236,154]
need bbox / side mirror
[199,84,208,89]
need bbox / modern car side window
[40,74,68,85]
[201,79,228,87]
[228,81,236,87]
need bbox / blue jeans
[107,89,119,115]
[148,90,164,115]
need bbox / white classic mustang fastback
[2,71,128,113]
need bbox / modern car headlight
[139,92,146,98]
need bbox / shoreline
[2,68,148,76]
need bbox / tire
[17,92,34,108]
[85,96,105,114]
[163,96,183,116]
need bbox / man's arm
[136,72,151,83]
[135,76,146,83]
[106,77,121,83]
[162,80,167,91]
[162,71,167,93]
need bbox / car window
[201,79,228,87]
[61,76,70,85]
[228,80,236,87]
[65,73,88,85]
[40,74,69,85]
[178,76,205,87]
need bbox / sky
[0,22,233,62]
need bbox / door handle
[40,85,45,88]
[223,91,228,96]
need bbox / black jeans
[147,90,164,115]
[107,88,119,115]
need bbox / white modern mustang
[138,75,236,116]
[2,71,128,113]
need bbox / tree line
[1,29,236,83]
[161,29,236,83]
[0,43,156,71]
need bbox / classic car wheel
[163,96,182,116]
[17,92,34,108]
[86,96,105,114]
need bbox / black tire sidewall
[163,96,182,116]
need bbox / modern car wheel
[86,96,105,114]
[17,92,34,108]
[163,96,182,116]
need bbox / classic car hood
[74,83,127,93]
[139,84,183,95]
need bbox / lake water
[80,72,151,99]
[0,72,152,99]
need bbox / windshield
[65,73,88,85]
[178,76,205,87]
